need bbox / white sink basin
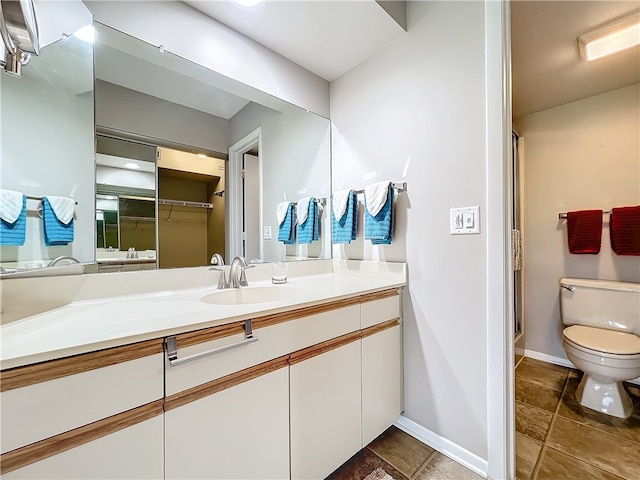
[200,286,302,305]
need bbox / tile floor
[326,356,640,480]
[515,357,640,480]
[326,425,482,480]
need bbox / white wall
[87,1,330,118]
[331,1,490,463]
[515,84,640,359]
[229,103,331,262]
[96,81,230,154]
[0,34,94,265]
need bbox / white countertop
[0,260,406,370]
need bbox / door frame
[227,127,263,262]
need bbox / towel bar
[559,210,612,219]
[353,181,407,195]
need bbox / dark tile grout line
[409,450,438,480]
[528,368,571,480]
[521,363,638,480]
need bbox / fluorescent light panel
[579,11,640,61]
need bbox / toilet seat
[563,325,640,357]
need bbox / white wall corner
[395,416,488,478]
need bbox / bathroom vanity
[0,260,406,479]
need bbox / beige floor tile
[557,374,640,445]
[515,433,542,480]
[515,363,568,392]
[515,377,562,413]
[516,401,554,442]
[414,452,481,480]
[536,446,625,480]
[367,426,434,478]
[546,416,640,479]
[521,357,570,375]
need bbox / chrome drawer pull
[165,319,258,367]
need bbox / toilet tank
[560,278,640,336]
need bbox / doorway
[228,127,263,262]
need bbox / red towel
[610,206,640,256]
[566,210,602,254]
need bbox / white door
[242,153,260,261]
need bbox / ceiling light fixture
[578,11,640,61]
[197,154,208,159]
[123,162,140,170]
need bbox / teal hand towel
[332,190,357,244]
[278,202,296,244]
[0,193,27,246]
[364,184,394,245]
[298,198,319,244]
[42,197,74,246]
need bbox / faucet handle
[238,264,255,287]
[210,267,229,289]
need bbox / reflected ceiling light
[578,11,640,61]
[73,25,95,44]
[230,0,265,9]
[197,154,208,159]
[123,162,140,170]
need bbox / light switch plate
[263,225,272,240]
[450,206,480,235]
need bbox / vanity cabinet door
[362,323,403,446]
[289,338,362,480]
[165,362,290,480]
[3,413,164,480]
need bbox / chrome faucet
[210,253,224,266]
[228,255,254,288]
[209,253,228,289]
[47,256,80,267]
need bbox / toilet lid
[564,325,640,355]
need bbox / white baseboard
[524,349,640,385]
[394,416,488,478]
[524,349,574,369]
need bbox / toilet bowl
[560,278,640,419]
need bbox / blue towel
[42,198,74,246]
[298,198,319,244]
[278,203,296,245]
[332,190,357,244]
[364,184,394,245]
[0,194,27,246]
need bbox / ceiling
[94,23,250,120]
[184,0,407,81]
[511,1,640,119]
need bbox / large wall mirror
[0,9,331,276]
[94,22,331,270]
[0,0,94,272]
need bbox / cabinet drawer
[165,304,360,396]
[361,294,400,329]
[0,349,164,454]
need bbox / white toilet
[560,278,640,419]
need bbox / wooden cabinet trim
[164,355,289,412]
[361,318,400,338]
[0,400,163,475]
[289,330,362,366]
[0,339,164,392]
[177,288,400,347]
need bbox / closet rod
[158,199,213,209]
[558,210,612,220]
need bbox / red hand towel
[610,206,640,256]
[566,210,602,254]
